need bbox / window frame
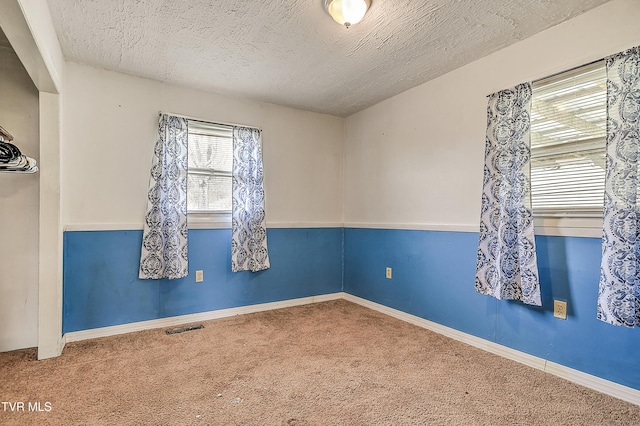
[528,60,607,237]
[186,119,234,227]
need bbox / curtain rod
[485,57,605,97]
[158,111,261,131]
[532,58,604,86]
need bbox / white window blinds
[530,61,606,217]
[187,120,233,212]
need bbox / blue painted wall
[344,228,640,391]
[63,228,343,333]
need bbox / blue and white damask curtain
[475,83,541,306]
[598,46,640,327]
[232,127,270,272]
[139,114,189,279]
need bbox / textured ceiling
[47,0,610,117]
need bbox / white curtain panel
[475,83,542,306]
[231,127,270,272]
[139,114,189,279]
[598,46,640,327]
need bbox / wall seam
[341,227,345,292]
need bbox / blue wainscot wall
[63,228,343,333]
[64,226,640,391]
[344,227,640,391]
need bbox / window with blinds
[530,61,606,217]
[187,120,233,213]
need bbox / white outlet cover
[553,300,567,320]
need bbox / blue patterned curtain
[139,114,189,279]
[475,83,541,306]
[232,127,270,272]
[598,46,640,327]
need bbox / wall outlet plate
[554,300,567,320]
[195,270,204,283]
[385,267,392,279]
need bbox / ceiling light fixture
[323,0,371,28]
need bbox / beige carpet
[1,300,638,425]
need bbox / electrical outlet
[195,270,204,283]
[554,300,567,320]
[385,267,392,280]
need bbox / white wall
[0,32,39,351]
[344,0,640,230]
[61,63,344,229]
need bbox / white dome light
[323,0,371,28]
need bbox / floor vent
[165,324,204,335]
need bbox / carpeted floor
[1,300,639,425]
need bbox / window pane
[531,149,605,211]
[187,174,232,211]
[530,61,606,216]
[188,133,233,172]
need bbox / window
[530,61,606,217]
[187,120,233,213]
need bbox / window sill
[533,216,603,238]
[188,212,231,229]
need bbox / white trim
[188,211,232,229]
[545,361,640,406]
[267,222,344,229]
[188,221,231,230]
[59,334,66,355]
[64,223,143,232]
[343,222,479,233]
[533,226,602,238]
[0,0,62,93]
[343,294,640,407]
[64,222,345,232]
[343,222,602,238]
[63,222,601,237]
[64,293,344,343]
[37,92,64,360]
[533,216,603,238]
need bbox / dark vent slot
[165,324,204,335]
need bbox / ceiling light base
[323,0,371,28]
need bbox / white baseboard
[64,292,344,343]
[544,361,640,406]
[343,293,640,407]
